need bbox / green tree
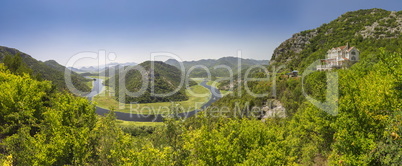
[2,54,33,77]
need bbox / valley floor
[91,77,228,115]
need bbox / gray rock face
[269,9,402,68]
[270,30,317,66]
[357,11,402,39]
[261,99,286,122]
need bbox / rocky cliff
[269,8,402,71]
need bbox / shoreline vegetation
[92,77,214,115]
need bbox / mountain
[98,63,137,77]
[165,57,268,78]
[0,46,91,94]
[107,62,137,67]
[266,8,402,116]
[269,8,402,71]
[214,8,402,116]
[107,61,195,103]
[67,66,85,73]
[203,8,402,165]
[71,62,137,73]
[44,60,68,71]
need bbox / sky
[1,0,402,67]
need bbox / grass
[220,90,232,96]
[207,80,232,96]
[191,77,206,84]
[116,120,163,127]
[207,80,224,90]
[85,80,93,90]
[93,78,211,114]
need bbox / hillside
[265,8,402,116]
[165,57,268,78]
[212,8,402,123]
[107,61,196,103]
[203,8,402,165]
[0,46,91,94]
[270,8,402,71]
[98,63,138,77]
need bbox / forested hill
[107,61,196,103]
[270,8,402,71]
[165,57,268,77]
[202,8,402,165]
[0,46,91,93]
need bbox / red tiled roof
[330,46,346,50]
[331,45,357,52]
[336,46,347,50]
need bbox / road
[91,79,221,122]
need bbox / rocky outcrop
[357,11,402,39]
[261,99,286,122]
[269,30,317,66]
[269,9,402,69]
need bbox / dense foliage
[0,63,171,165]
[0,46,91,94]
[1,49,400,165]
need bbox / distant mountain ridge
[165,56,269,77]
[69,62,137,73]
[98,64,127,77]
[0,46,91,94]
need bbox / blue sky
[1,0,401,67]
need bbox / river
[87,78,221,122]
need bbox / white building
[317,43,359,70]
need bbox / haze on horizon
[1,0,401,67]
